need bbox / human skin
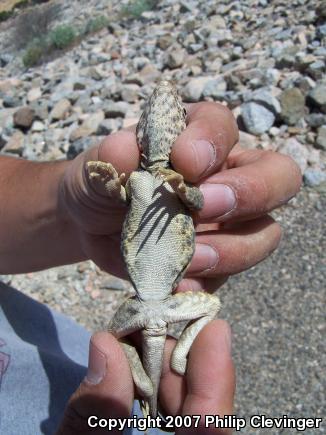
[0,102,301,433]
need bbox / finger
[159,337,186,415]
[187,215,281,277]
[176,276,229,293]
[198,149,302,223]
[83,233,129,279]
[85,130,140,178]
[57,332,134,435]
[61,136,132,234]
[171,102,239,183]
[177,320,235,435]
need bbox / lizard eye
[183,107,187,118]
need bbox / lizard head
[136,80,186,170]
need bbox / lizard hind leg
[164,292,221,375]
[108,298,154,400]
[120,340,153,400]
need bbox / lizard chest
[121,171,195,296]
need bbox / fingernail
[191,140,216,176]
[191,243,218,273]
[200,184,236,218]
[86,341,107,385]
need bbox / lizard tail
[141,326,167,417]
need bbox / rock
[315,125,326,150]
[74,94,93,113]
[279,88,305,125]
[124,75,144,87]
[31,121,45,132]
[30,100,49,121]
[123,117,138,129]
[2,131,25,155]
[121,84,140,103]
[306,113,326,128]
[263,68,281,86]
[307,147,320,165]
[245,88,281,115]
[61,113,79,128]
[0,54,12,67]
[182,77,211,102]
[133,56,150,71]
[50,99,72,121]
[275,45,299,69]
[238,130,258,149]
[44,128,66,149]
[157,35,174,50]
[306,131,316,145]
[27,88,42,103]
[103,102,129,118]
[269,126,281,137]
[164,49,185,69]
[70,111,105,141]
[317,23,326,38]
[97,119,116,136]
[73,80,87,91]
[295,53,316,71]
[187,41,201,53]
[67,137,96,160]
[138,64,161,82]
[3,95,21,108]
[316,1,326,20]
[202,78,227,99]
[278,137,308,173]
[0,132,6,150]
[0,79,22,94]
[50,79,74,103]
[22,136,46,160]
[241,102,275,135]
[307,60,325,80]
[0,108,15,131]
[303,169,326,187]
[13,107,35,129]
[307,83,326,113]
[89,66,106,81]
[295,76,316,94]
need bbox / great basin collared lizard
[86,80,221,418]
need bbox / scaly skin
[86,80,220,419]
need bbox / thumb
[59,131,137,235]
[56,332,134,434]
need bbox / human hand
[57,320,234,435]
[60,101,301,290]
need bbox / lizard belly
[122,171,195,300]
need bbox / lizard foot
[164,292,221,375]
[156,167,203,210]
[86,160,126,201]
[156,167,186,193]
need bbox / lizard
[86,80,221,418]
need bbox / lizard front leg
[164,292,221,375]
[86,161,127,202]
[157,168,204,210]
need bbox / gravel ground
[220,188,325,434]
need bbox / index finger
[171,102,239,183]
